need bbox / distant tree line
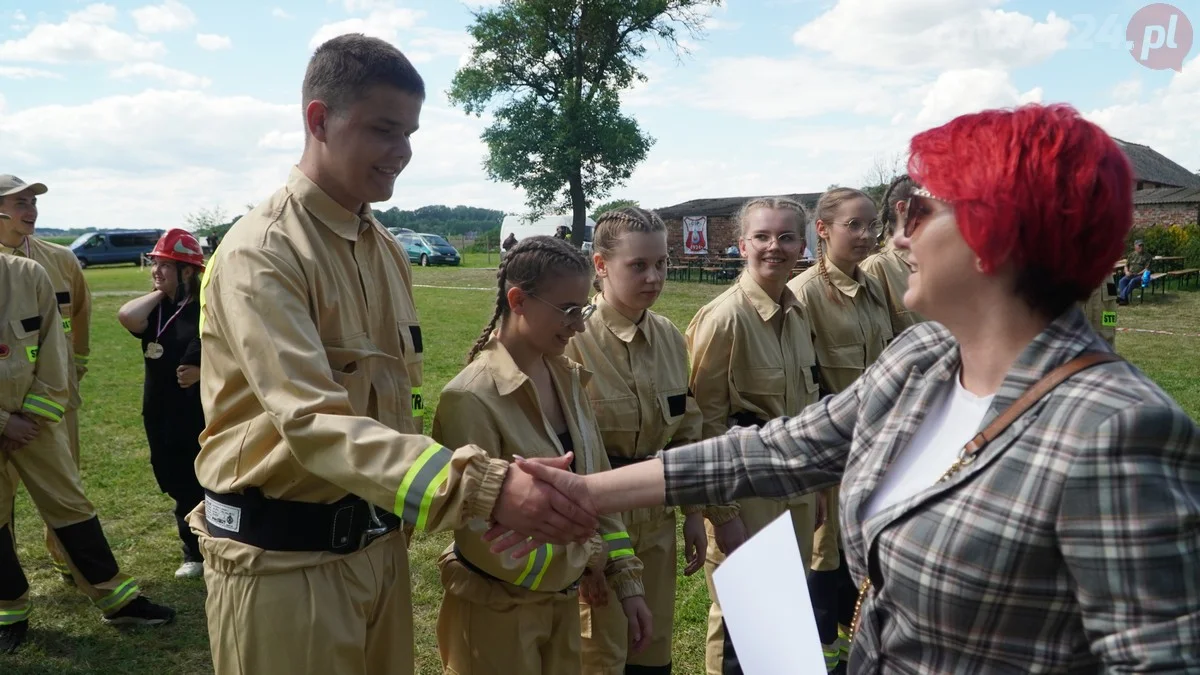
[372,205,504,237]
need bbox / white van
[500,214,595,254]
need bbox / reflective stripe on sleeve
[603,531,634,559]
[23,393,65,423]
[394,443,452,530]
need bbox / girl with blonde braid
[564,207,707,675]
[787,187,893,672]
[432,235,650,675]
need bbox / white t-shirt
[861,373,995,520]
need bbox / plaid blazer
[663,308,1200,673]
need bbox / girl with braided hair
[685,197,821,675]
[861,175,926,335]
[431,235,650,675]
[787,187,893,672]
[563,207,707,675]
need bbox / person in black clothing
[117,229,207,579]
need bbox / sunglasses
[528,294,596,326]
[903,187,948,238]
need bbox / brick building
[655,192,822,257]
[1113,139,1200,227]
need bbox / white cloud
[13,11,27,22]
[1111,78,1142,101]
[793,0,1071,71]
[406,28,472,64]
[0,4,166,63]
[132,0,197,34]
[271,7,293,20]
[0,65,62,79]
[915,68,1043,124]
[196,33,232,50]
[310,6,426,50]
[110,62,211,89]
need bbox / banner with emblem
[683,216,708,255]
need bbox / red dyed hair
[908,103,1133,310]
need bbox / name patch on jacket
[21,316,41,333]
[56,291,71,305]
[667,393,686,417]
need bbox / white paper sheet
[713,511,827,674]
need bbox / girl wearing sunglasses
[860,175,926,336]
[431,235,649,675]
[563,207,706,675]
[788,187,893,672]
[687,197,821,675]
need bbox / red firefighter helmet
[148,228,205,269]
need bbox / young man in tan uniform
[0,174,94,580]
[192,35,594,675]
[0,249,174,653]
[688,198,821,675]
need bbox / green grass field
[7,265,1199,674]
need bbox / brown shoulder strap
[964,351,1124,454]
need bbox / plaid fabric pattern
[663,307,1200,673]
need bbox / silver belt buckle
[359,503,392,548]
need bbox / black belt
[729,411,768,428]
[204,489,401,554]
[607,454,652,469]
[452,543,581,594]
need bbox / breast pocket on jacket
[323,334,386,416]
[592,395,640,433]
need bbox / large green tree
[450,0,718,245]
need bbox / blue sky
[1,0,1197,230]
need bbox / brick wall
[665,216,738,257]
[1133,203,1200,228]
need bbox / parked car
[398,232,461,266]
[70,229,165,268]
[388,226,414,237]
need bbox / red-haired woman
[504,103,1200,672]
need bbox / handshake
[485,452,600,558]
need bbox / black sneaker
[102,597,176,626]
[0,620,28,654]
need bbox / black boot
[0,620,28,654]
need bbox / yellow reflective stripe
[95,578,139,613]
[74,353,89,365]
[530,544,553,591]
[62,317,72,333]
[23,394,65,422]
[603,531,634,559]
[0,604,31,626]
[198,245,217,334]
[394,444,452,529]
[411,386,424,418]
[514,546,539,587]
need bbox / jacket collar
[594,293,651,346]
[738,272,801,322]
[482,336,591,397]
[286,167,369,242]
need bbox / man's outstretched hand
[486,455,598,558]
[489,452,598,552]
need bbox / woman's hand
[622,596,653,654]
[682,511,708,576]
[177,365,200,388]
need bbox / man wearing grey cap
[0,175,94,581]
[1117,238,1150,304]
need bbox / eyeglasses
[903,187,949,238]
[528,294,596,326]
[742,232,803,250]
[831,219,883,237]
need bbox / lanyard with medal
[146,298,190,360]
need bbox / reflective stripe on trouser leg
[394,444,452,531]
[0,525,32,625]
[52,517,140,615]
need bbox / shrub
[1126,223,1200,269]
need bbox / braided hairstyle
[814,187,873,306]
[591,207,667,292]
[879,174,915,239]
[735,196,808,239]
[466,235,592,364]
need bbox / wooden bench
[1166,268,1200,290]
[1135,272,1169,303]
